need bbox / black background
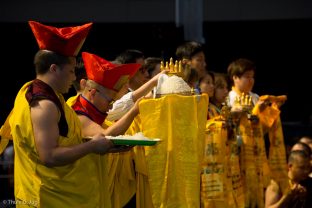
[1,19,312,201]
[1,19,311,125]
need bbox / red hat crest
[82,52,141,91]
[29,21,92,56]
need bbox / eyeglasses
[90,89,114,104]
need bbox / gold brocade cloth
[135,94,208,208]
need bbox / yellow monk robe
[67,95,113,208]
[0,109,13,154]
[66,93,80,107]
[238,114,270,208]
[137,94,208,208]
[127,116,154,208]
[103,120,136,208]
[69,93,136,208]
[11,82,99,208]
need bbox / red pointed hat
[82,52,141,91]
[29,21,93,56]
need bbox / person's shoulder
[35,99,58,107]
[31,99,60,117]
[266,179,280,193]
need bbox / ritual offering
[105,132,161,146]
[160,57,191,79]
[155,74,192,97]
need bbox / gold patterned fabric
[227,138,245,208]
[201,121,229,207]
[136,94,208,207]
[253,103,288,193]
[268,116,288,193]
[201,119,245,208]
[239,114,270,208]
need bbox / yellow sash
[253,102,288,193]
[227,137,245,208]
[239,114,269,208]
[66,93,80,107]
[201,121,229,208]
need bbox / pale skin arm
[103,71,169,135]
[78,112,135,152]
[104,101,140,136]
[78,101,139,137]
[31,100,112,167]
[131,70,167,102]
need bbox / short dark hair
[175,41,204,60]
[115,49,144,64]
[142,57,162,78]
[72,57,87,92]
[34,50,72,75]
[227,58,255,82]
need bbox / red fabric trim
[72,95,107,125]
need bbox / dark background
[1,20,312,202]
[1,19,312,126]
[1,0,312,202]
[0,19,312,208]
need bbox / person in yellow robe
[69,52,145,208]
[67,53,167,208]
[227,58,288,208]
[9,21,117,208]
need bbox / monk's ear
[80,79,87,90]
[50,64,60,73]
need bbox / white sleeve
[106,92,134,122]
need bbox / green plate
[109,138,161,146]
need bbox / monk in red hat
[67,52,143,207]
[71,51,142,137]
[9,21,114,207]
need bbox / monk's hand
[90,133,114,154]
